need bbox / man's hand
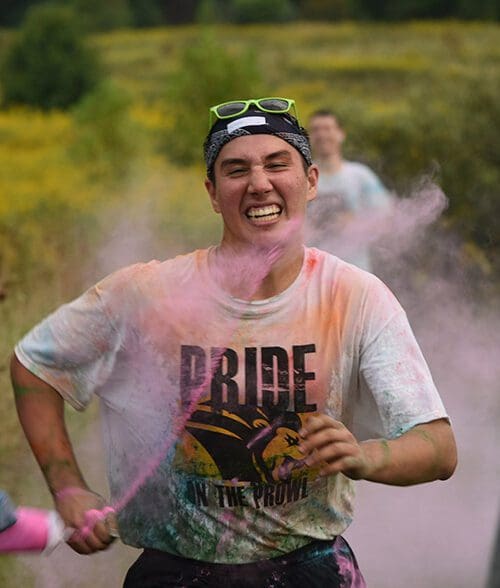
[299,415,372,480]
[299,415,457,486]
[54,487,118,555]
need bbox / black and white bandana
[203,109,312,177]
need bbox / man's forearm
[360,419,457,486]
[10,354,88,496]
[11,355,117,554]
[300,415,457,485]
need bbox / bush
[128,0,165,27]
[68,0,132,31]
[230,0,295,23]
[163,31,263,165]
[1,4,101,110]
[196,0,220,23]
[299,0,358,20]
[71,82,140,181]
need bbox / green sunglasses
[209,97,298,129]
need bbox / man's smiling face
[205,134,318,249]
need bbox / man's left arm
[300,415,457,486]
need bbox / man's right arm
[10,354,115,554]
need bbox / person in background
[307,109,393,272]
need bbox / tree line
[0,0,499,28]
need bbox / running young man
[11,97,457,587]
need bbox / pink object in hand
[77,506,115,539]
[0,507,65,554]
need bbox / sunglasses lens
[216,101,247,118]
[258,98,290,112]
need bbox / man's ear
[306,164,319,203]
[205,178,221,214]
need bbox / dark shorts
[123,536,366,587]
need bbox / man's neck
[211,240,305,301]
[315,153,343,174]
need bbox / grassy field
[0,20,499,586]
[92,21,500,107]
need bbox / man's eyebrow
[219,150,293,170]
[265,150,292,161]
[220,157,249,170]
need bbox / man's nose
[248,166,273,195]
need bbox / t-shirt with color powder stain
[15,247,448,563]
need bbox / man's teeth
[247,205,281,219]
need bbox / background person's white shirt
[307,161,392,271]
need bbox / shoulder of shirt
[95,249,204,292]
[307,247,381,291]
[307,249,403,330]
[343,160,379,178]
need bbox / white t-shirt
[307,161,392,270]
[15,247,447,563]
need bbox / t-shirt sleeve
[353,277,448,440]
[15,277,124,411]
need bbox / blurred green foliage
[163,31,263,165]
[298,0,357,20]
[230,0,296,23]
[1,0,499,27]
[128,0,164,28]
[68,0,132,32]
[71,82,141,181]
[353,0,500,20]
[196,0,219,24]
[0,3,101,109]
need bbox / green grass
[90,21,500,108]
